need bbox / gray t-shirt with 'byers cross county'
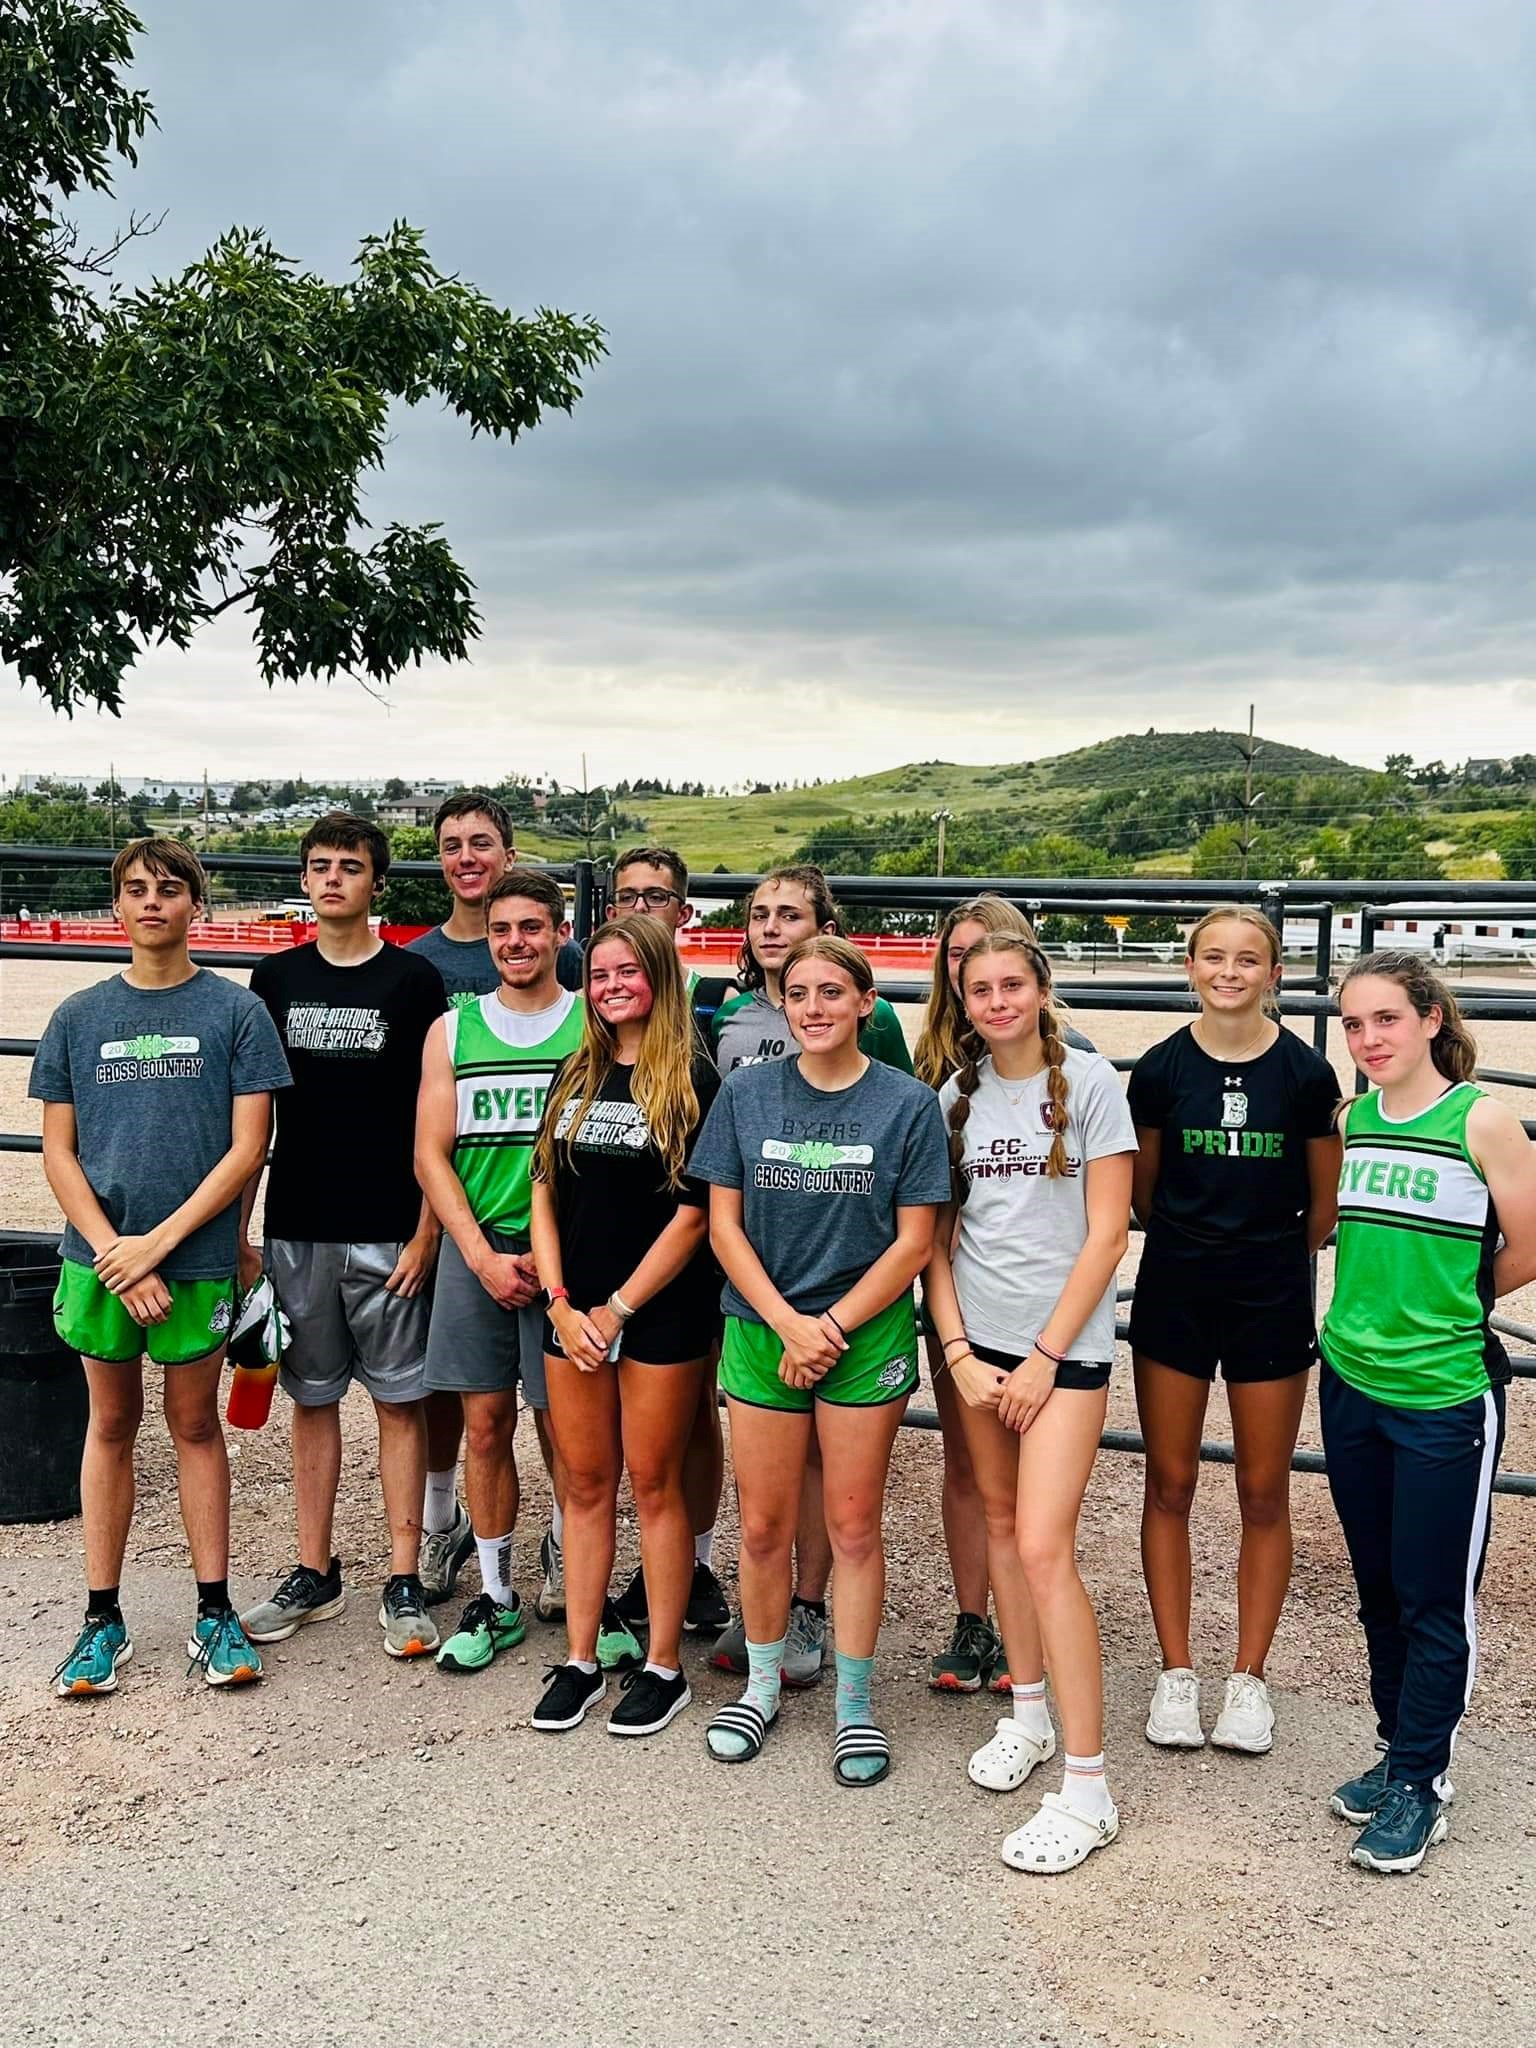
[29,969,291,1280]
[688,1054,952,1322]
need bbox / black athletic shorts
[970,1341,1111,1394]
[543,1300,719,1369]
[1129,1228,1316,1384]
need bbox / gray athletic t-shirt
[407,924,498,1005]
[407,922,584,1001]
[688,1056,952,1320]
[29,969,291,1279]
[938,1047,1136,1361]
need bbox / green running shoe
[436,1592,526,1673]
[597,1597,643,1672]
[53,1614,133,1697]
[185,1609,263,1687]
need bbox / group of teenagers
[30,791,1536,1879]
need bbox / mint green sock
[707,1634,784,1761]
[835,1650,882,1782]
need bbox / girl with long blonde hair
[925,932,1135,1871]
[528,915,721,1739]
[1127,909,1340,1759]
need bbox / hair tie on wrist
[823,1309,847,1340]
[941,1336,971,1354]
[1034,1339,1066,1366]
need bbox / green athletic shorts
[53,1259,236,1367]
[720,1295,919,1413]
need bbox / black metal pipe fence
[7,850,1536,1495]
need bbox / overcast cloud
[9,0,1536,785]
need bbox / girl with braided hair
[915,896,1097,1695]
[925,934,1136,1872]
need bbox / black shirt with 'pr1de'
[250,940,446,1243]
[1126,1023,1340,1248]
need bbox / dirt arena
[3,955,1534,2048]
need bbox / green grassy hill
[608,730,1364,871]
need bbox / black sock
[196,1577,231,1616]
[792,1595,827,1618]
[86,1587,122,1623]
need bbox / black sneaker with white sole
[531,1661,606,1732]
[683,1561,730,1635]
[607,1665,692,1737]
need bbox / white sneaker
[1210,1671,1275,1754]
[1145,1667,1204,1748]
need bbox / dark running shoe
[929,1612,1001,1693]
[684,1561,730,1635]
[613,1566,649,1630]
[1350,1782,1448,1874]
[532,1662,606,1732]
[608,1666,692,1738]
[1330,1750,1393,1825]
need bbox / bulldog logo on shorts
[209,1298,233,1336]
[1221,1090,1248,1129]
[877,1355,911,1391]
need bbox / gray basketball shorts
[421,1226,548,1410]
[265,1240,431,1407]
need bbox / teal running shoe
[597,1597,643,1672]
[186,1608,263,1687]
[53,1614,133,1697]
[436,1592,526,1674]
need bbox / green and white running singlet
[1320,1082,1509,1410]
[449,990,584,1237]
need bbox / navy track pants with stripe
[1320,1362,1504,1789]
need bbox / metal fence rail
[7,849,1536,1493]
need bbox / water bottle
[226,1359,278,1430]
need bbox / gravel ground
[4,957,1536,2048]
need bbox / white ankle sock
[569,1656,598,1675]
[1061,1750,1114,1821]
[550,1499,565,1548]
[1011,1679,1052,1742]
[474,1530,516,1608]
[693,1526,715,1568]
[644,1659,680,1682]
[423,1469,457,1536]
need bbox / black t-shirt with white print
[251,940,445,1243]
[545,1052,721,1318]
[1127,1024,1339,1248]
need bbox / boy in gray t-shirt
[29,839,289,1698]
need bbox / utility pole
[202,766,211,850]
[579,751,597,861]
[108,759,117,848]
[1233,704,1264,880]
[931,807,954,879]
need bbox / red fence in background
[0,917,943,972]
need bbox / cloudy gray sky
[9,0,1536,786]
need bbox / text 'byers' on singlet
[449,989,584,1238]
[1320,1082,1509,1410]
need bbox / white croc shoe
[1001,1792,1119,1873]
[968,1717,1056,1792]
[1210,1671,1275,1754]
[1145,1667,1204,1748]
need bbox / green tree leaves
[2,6,605,716]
